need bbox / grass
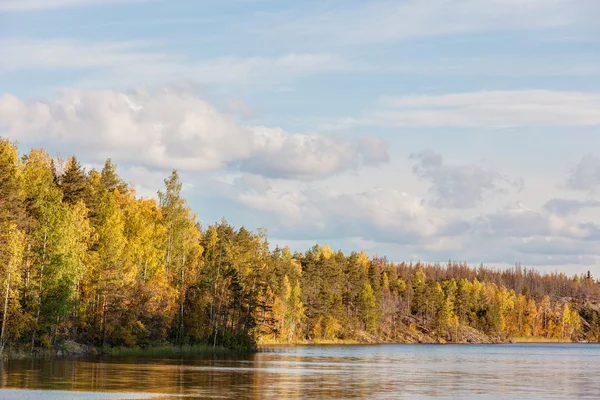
[1,347,58,359]
[512,336,572,343]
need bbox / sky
[1,0,600,276]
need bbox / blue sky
[1,0,600,275]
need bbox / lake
[0,344,598,399]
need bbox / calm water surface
[0,344,598,399]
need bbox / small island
[0,139,597,357]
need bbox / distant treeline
[1,137,599,353]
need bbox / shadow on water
[1,344,600,399]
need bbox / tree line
[1,137,600,352]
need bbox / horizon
[2,0,600,276]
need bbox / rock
[57,340,92,356]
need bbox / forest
[1,137,600,353]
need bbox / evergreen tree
[100,159,128,193]
[59,156,88,205]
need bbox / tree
[285,278,305,341]
[0,226,26,353]
[562,303,572,339]
[359,282,377,333]
[100,159,128,193]
[158,170,202,343]
[58,156,88,205]
[411,266,427,322]
[22,149,67,347]
[0,139,26,230]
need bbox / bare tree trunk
[31,231,47,349]
[101,290,107,347]
[179,253,186,343]
[72,281,80,338]
[166,226,173,277]
[0,264,12,354]
[213,284,225,348]
[244,277,256,334]
[211,244,222,347]
[24,243,31,288]
[143,258,148,282]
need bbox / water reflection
[0,344,599,399]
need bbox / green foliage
[359,282,377,332]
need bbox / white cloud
[214,173,600,271]
[234,185,465,243]
[473,202,600,240]
[358,136,389,166]
[411,150,522,208]
[0,38,347,88]
[544,198,600,216]
[0,87,384,181]
[0,39,167,71]
[225,97,262,121]
[566,155,600,191]
[378,90,600,128]
[0,0,146,12]
[241,126,362,181]
[283,0,595,45]
[324,90,600,129]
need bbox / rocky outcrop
[55,340,96,356]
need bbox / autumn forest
[1,137,600,354]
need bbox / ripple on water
[1,344,600,399]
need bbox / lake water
[0,344,598,399]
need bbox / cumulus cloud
[473,203,551,238]
[226,97,262,121]
[220,178,600,271]
[237,187,463,244]
[515,237,599,257]
[240,127,360,180]
[544,198,600,216]
[0,88,384,181]
[410,150,521,208]
[566,155,600,191]
[183,167,600,271]
[358,136,389,166]
[473,202,600,240]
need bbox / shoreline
[1,343,247,360]
[258,337,588,347]
[511,337,573,344]
[2,337,587,359]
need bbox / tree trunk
[244,277,256,334]
[165,227,173,277]
[101,291,107,347]
[0,264,12,354]
[143,258,148,282]
[213,288,224,348]
[31,231,47,349]
[179,253,186,343]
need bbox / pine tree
[100,159,128,193]
[59,156,88,205]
